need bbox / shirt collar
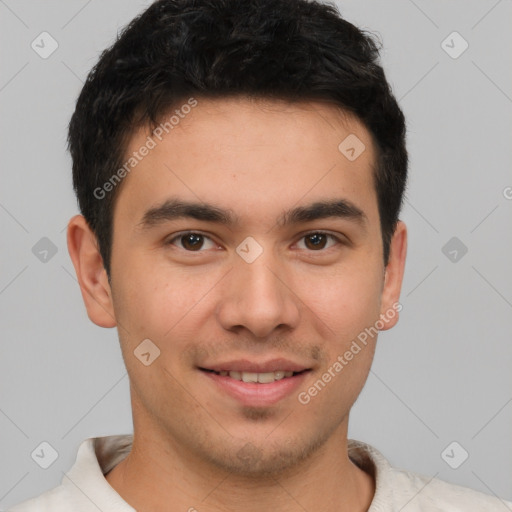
[67,434,390,511]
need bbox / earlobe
[379,220,407,331]
[67,214,117,328]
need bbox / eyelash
[166,231,344,252]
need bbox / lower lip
[201,370,310,407]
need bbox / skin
[67,97,407,512]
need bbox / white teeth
[257,372,276,384]
[242,372,258,383]
[225,370,297,383]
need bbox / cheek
[294,259,383,341]
[111,264,198,396]
[302,271,381,410]
[112,254,220,342]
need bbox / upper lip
[199,358,311,373]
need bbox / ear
[379,220,407,331]
[67,214,117,328]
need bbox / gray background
[1,0,511,508]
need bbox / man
[9,0,511,510]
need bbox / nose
[216,255,300,338]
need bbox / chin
[200,430,331,478]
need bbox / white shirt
[8,435,511,511]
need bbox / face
[75,97,406,476]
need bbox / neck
[106,421,375,512]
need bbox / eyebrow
[136,198,367,231]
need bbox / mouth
[198,360,312,407]
[199,368,309,384]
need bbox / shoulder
[389,466,512,511]
[348,439,512,511]
[7,484,73,512]
[7,436,134,512]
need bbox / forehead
[113,97,379,231]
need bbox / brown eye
[296,232,340,251]
[181,233,204,251]
[168,232,216,251]
[304,233,328,250]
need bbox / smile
[198,360,312,406]
[201,369,306,383]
